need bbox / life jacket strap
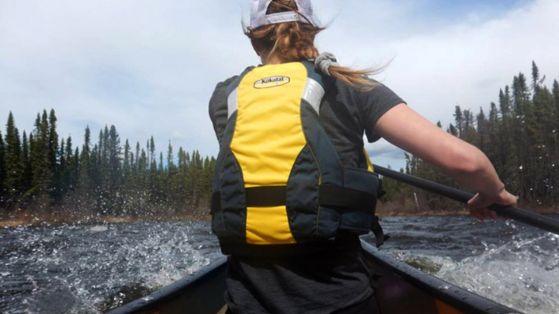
[371,215,388,248]
[318,185,377,211]
[212,185,376,212]
[246,186,287,207]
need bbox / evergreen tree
[489,102,498,123]
[21,131,32,193]
[79,126,92,192]
[0,130,6,204]
[107,125,121,182]
[5,112,24,202]
[167,142,175,172]
[512,73,530,114]
[531,61,540,92]
[139,149,147,173]
[135,142,140,170]
[447,124,458,136]
[476,107,488,153]
[553,80,559,125]
[454,106,463,136]
[64,136,77,192]
[48,109,58,174]
[73,147,80,188]
[123,139,131,176]
[461,109,478,144]
[31,111,52,197]
[97,129,104,169]
[510,75,531,197]
[486,103,501,174]
[499,87,512,118]
[55,138,65,201]
[149,137,157,172]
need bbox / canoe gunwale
[109,240,521,314]
[361,240,520,314]
[106,256,228,314]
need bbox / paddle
[373,165,559,236]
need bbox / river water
[1,216,558,314]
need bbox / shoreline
[376,199,559,217]
[2,205,557,229]
[0,211,210,228]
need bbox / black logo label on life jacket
[254,76,290,89]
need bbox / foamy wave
[435,232,559,314]
[3,222,220,313]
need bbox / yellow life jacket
[211,61,379,254]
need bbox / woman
[209,0,518,313]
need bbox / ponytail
[315,53,378,92]
[246,0,379,91]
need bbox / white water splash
[1,222,220,313]
[435,233,559,314]
[89,225,108,232]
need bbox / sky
[1,0,559,170]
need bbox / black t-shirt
[209,70,404,314]
[224,234,377,314]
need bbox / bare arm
[374,104,517,216]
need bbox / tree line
[386,62,559,211]
[0,110,215,216]
[2,62,557,218]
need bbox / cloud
[368,143,406,159]
[0,0,254,156]
[317,0,559,124]
[358,0,559,167]
[1,0,558,168]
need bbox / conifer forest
[1,62,558,219]
[0,109,215,217]
[384,62,559,212]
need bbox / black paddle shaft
[374,165,559,236]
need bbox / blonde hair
[246,0,379,91]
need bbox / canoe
[107,239,519,314]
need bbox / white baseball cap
[246,0,316,32]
